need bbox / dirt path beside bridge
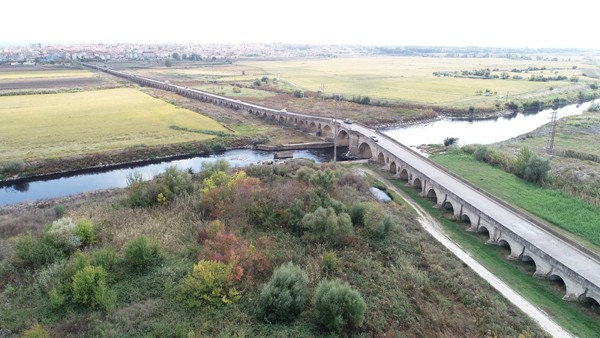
[358,167,573,338]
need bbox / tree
[443,137,459,147]
[258,262,308,323]
[513,147,533,177]
[165,59,172,67]
[293,90,304,98]
[172,53,181,61]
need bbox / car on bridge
[343,119,353,124]
[370,135,379,142]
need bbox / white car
[370,135,379,142]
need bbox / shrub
[53,205,65,218]
[124,235,163,271]
[2,160,25,175]
[302,207,353,246]
[473,145,493,163]
[369,215,397,239]
[200,159,232,179]
[177,259,240,308]
[443,137,459,147]
[47,217,81,253]
[71,265,108,308]
[285,199,305,234]
[293,89,304,98]
[313,279,366,333]
[349,202,368,227]
[75,219,95,246]
[523,155,550,183]
[48,287,65,308]
[155,166,193,200]
[15,233,65,268]
[91,247,118,271]
[65,251,91,281]
[513,147,533,177]
[322,251,338,274]
[21,324,50,338]
[34,260,68,293]
[258,262,308,323]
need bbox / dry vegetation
[0,161,544,337]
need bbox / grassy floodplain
[238,56,590,107]
[0,88,228,163]
[0,69,94,80]
[430,151,600,251]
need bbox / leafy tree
[513,147,533,177]
[293,89,304,98]
[172,53,181,61]
[165,59,172,67]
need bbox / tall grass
[431,152,600,249]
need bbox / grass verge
[431,151,600,251]
[391,178,600,337]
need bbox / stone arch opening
[460,214,471,224]
[377,153,385,165]
[426,189,438,203]
[390,162,397,174]
[322,125,333,138]
[581,297,600,314]
[399,169,409,181]
[412,177,422,192]
[336,130,350,146]
[547,274,568,296]
[520,255,538,273]
[478,226,491,241]
[358,143,373,159]
[278,116,285,124]
[497,239,513,256]
[308,122,318,133]
[442,201,454,213]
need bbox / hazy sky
[1,0,597,48]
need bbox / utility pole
[333,94,337,166]
[546,110,558,153]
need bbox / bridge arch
[308,122,318,133]
[426,188,438,203]
[322,125,333,138]
[581,296,600,312]
[477,225,491,241]
[442,200,455,213]
[399,169,410,181]
[358,143,373,159]
[389,161,397,174]
[377,152,385,165]
[336,130,350,146]
[412,177,422,192]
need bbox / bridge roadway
[353,123,600,290]
[85,62,600,304]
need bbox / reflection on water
[0,148,347,206]
[383,101,595,149]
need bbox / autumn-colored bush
[199,230,271,283]
[177,259,240,308]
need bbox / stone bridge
[85,63,600,307]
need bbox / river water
[383,101,594,149]
[1,101,595,206]
[0,148,347,206]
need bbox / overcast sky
[1,0,597,48]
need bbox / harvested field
[0,88,229,163]
[0,76,113,91]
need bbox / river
[0,148,347,206]
[1,101,595,206]
[383,101,594,149]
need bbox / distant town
[1,42,597,64]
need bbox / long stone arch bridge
[85,63,600,307]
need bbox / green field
[238,56,591,107]
[194,84,276,98]
[391,178,600,337]
[0,69,93,80]
[0,88,228,163]
[430,151,600,251]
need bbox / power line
[546,110,558,153]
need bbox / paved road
[362,168,574,338]
[351,123,600,290]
